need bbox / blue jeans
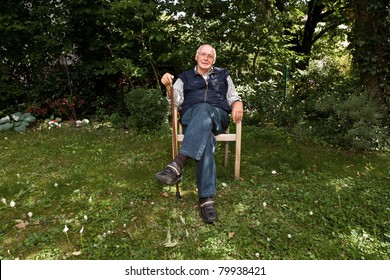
[179,103,230,199]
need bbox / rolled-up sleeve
[226,76,241,106]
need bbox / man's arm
[226,76,243,123]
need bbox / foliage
[0,112,36,133]
[124,87,168,133]
[0,0,165,117]
[238,77,285,127]
[0,126,389,259]
[49,96,86,122]
[286,60,389,150]
[0,0,389,142]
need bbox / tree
[348,0,390,122]
[0,0,70,112]
[0,0,166,116]
[275,0,348,70]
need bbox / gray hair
[196,44,217,62]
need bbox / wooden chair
[167,85,242,194]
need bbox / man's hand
[231,101,243,123]
[161,73,174,86]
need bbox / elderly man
[156,44,243,223]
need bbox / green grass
[1,124,389,260]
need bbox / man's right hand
[161,73,174,86]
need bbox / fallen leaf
[72,251,82,256]
[131,216,138,222]
[162,192,169,197]
[15,220,29,229]
[228,231,235,238]
[164,229,178,247]
[164,240,178,247]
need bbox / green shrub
[0,112,36,133]
[124,87,168,132]
[313,89,387,150]
[289,61,389,150]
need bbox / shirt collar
[194,66,214,76]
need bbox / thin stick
[166,84,181,199]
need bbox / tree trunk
[276,0,336,70]
[351,0,390,123]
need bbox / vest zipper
[204,77,208,102]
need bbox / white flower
[83,215,88,221]
[309,211,313,215]
[271,170,277,174]
[63,225,69,233]
[54,183,59,187]
[88,197,92,203]
[1,198,6,204]
[80,226,84,234]
[262,202,267,208]
[10,200,16,208]
[287,234,292,239]
[82,119,90,124]
[28,212,33,218]
[255,253,260,258]
[16,173,20,178]
[267,237,271,242]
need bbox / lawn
[1,123,389,260]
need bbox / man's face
[195,45,215,73]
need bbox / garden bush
[0,112,36,132]
[124,87,168,133]
[288,61,389,150]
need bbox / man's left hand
[231,101,243,123]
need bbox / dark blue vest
[178,67,232,116]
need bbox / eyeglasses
[197,52,215,60]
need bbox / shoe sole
[155,174,183,185]
[199,213,218,224]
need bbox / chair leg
[224,142,229,167]
[234,122,242,179]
